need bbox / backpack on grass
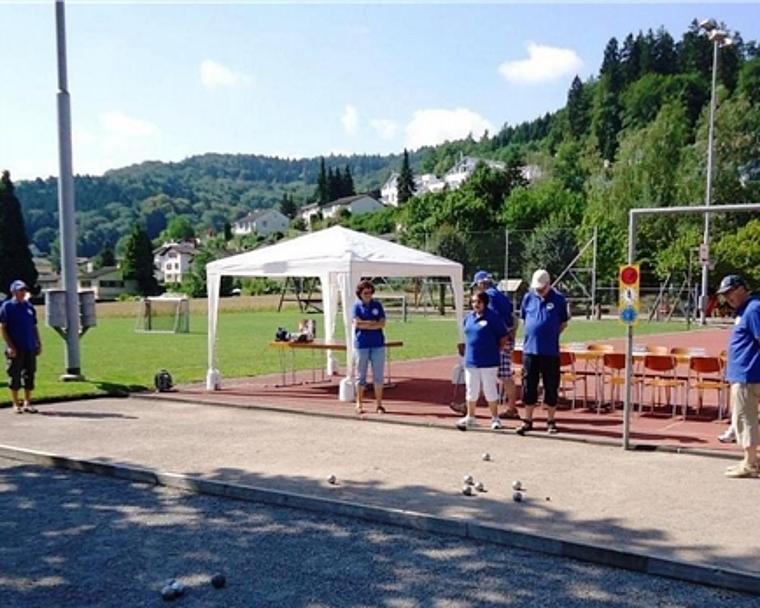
[154,369,174,392]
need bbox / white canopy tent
[205,226,464,399]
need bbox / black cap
[716,274,747,295]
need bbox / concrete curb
[1,443,757,596]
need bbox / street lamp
[698,18,733,325]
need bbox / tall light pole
[55,0,83,379]
[698,18,732,325]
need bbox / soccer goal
[135,295,190,333]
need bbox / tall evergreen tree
[278,193,298,219]
[397,149,415,205]
[0,171,38,295]
[342,165,355,197]
[566,76,591,138]
[94,242,116,270]
[122,224,159,296]
[314,157,329,206]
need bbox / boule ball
[482,452,491,462]
[170,581,185,596]
[462,485,474,496]
[327,475,337,485]
[511,479,522,491]
[211,573,226,589]
[512,491,523,502]
[463,474,474,485]
[474,481,485,492]
[161,586,177,601]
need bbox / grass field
[2,296,701,406]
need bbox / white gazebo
[205,226,464,398]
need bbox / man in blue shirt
[717,275,760,478]
[517,269,569,435]
[471,270,519,420]
[1,280,42,413]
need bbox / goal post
[135,295,190,333]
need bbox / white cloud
[200,60,251,88]
[68,111,161,175]
[342,104,359,136]
[498,42,583,84]
[369,118,399,140]
[405,108,494,150]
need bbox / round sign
[619,305,639,324]
[620,266,639,285]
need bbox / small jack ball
[211,573,226,589]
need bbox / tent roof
[206,226,462,278]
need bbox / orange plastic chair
[559,351,588,410]
[601,352,641,411]
[642,354,686,417]
[687,356,728,419]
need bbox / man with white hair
[517,269,568,435]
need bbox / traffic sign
[618,264,640,325]
[619,305,639,326]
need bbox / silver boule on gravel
[482,452,491,461]
[327,474,337,485]
[161,586,177,601]
[511,479,522,491]
[462,485,474,496]
[474,481,485,492]
[211,573,227,589]
[463,474,474,485]
[512,491,523,502]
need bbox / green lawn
[4,310,700,406]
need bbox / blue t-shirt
[725,295,760,384]
[463,308,507,368]
[521,288,569,357]
[485,285,514,332]
[353,299,386,349]
[0,298,38,352]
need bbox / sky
[1,1,758,181]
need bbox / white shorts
[464,367,500,403]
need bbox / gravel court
[1,457,757,608]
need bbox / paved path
[1,397,759,596]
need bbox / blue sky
[2,1,758,180]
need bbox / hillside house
[321,194,384,219]
[77,266,136,300]
[153,242,197,284]
[232,209,290,237]
[380,173,445,206]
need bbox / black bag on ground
[154,369,174,392]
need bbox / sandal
[375,405,386,414]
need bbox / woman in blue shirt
[456,290,508,431]
[352,280,386,415]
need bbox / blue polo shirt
[725,295,760,384]
[463,308,507,368]
[485,285,514,332]
[521,288,569,357]
[353,299,386,349]
[0,298,38,352]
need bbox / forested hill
[13,151,423,258]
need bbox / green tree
[0,171,38,294]
[397,149,415,205]
[164,215,195,242]
[314,157,328,205]
[278,193,298,219]
[94,242,117,270]
[566,76,591,139]
[122,224,159,296]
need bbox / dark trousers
[6,351,37,391]
[522,353,560,407]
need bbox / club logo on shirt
[372,308,380,316]
[547,303,555,311]
[478,320,487,327]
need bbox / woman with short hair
[352,280,387,415]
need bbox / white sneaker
[718,427,736,443]
[456,416,478,431]
[491,418,503,430]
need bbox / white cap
[530,269,550,290]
